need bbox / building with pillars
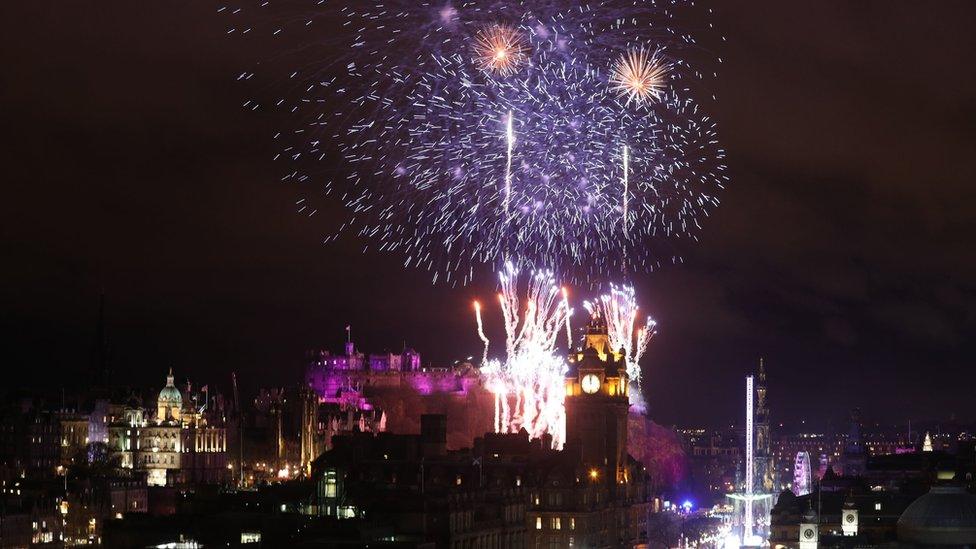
[107,369,228,487]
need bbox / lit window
[875,502,881,511]
[570,517,575,530]
[553,517,561,530]
[536,517,542,530]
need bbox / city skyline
[2,0,975,430]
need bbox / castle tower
[564,315,630,485]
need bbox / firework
[473,24,527,76]
[560,286,573,348]
[610,48,670,106]
[584,285,657,401]
[621,143,630,240]
[504,110,515,219]
[473,300,490,365]
[476,262,569,448]
[223,1,727,284]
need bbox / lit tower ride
[726,373,773,548]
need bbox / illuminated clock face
[581,374,601,394]
[803,528,815,539]
[845,513,855,523]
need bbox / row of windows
[534,516,576,531]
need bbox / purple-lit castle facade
[305,341,482,401]
[303,340,495,457]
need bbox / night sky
[2,1,974,428]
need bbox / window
[875,502,882,511]
[569,517,575,530]
[324,470,338,498]
[536,517,542,530]
[552,517,561,530]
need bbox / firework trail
[584,285,657,402]
[622,143,629,240]
[221,0,727,285]
[560,286,573,348]
[476,262,570,448]
[473,300,491,365]
[504,110,515,220]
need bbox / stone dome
[158,368,182,407]
[898,485,976,545]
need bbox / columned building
[107,369,228,487]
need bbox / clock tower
[564,315,631,485]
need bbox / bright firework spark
[560,286,573,348]
[473,300,490,365]
[223,1,727,284]
[473,24,527,76]
[477,262,569,448]
[610,47,670,106]
[584,285,656,401]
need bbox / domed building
[156,367,183,423]
[898,484,976,546]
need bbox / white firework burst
[473,24,527,76]
[610,47,669,105]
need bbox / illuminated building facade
[309,318,654,548]
[303,339,495,460]
[306,343,482,400]
[106,369,228,487]
[535,315,651,548]
[564,315,631,486]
